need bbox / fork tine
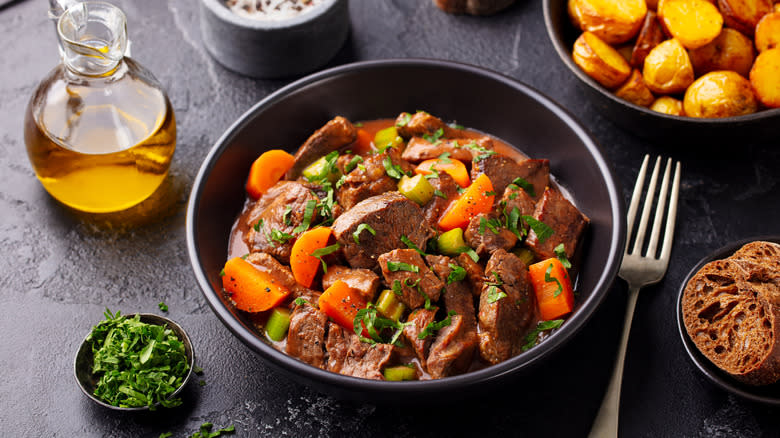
[660,161,681,263]
[625,155,650,247]
[630,156,661,256]
[645,158,673,258]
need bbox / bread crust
[682,242,780,386]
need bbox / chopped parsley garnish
[422,127,444,145]
[158,302,168,312]
[511,177,536,198]
[554,243,572,269]
[354,122,364,128]
[438,152,452,164]
[424,165,441,180]
[457,186,467,195]
[253,219,262,232]
[485,272,506,303]
[461,247,479,262]
[418,311,456,340]
[387,261,420,273]
[504,206,524,239]
[545,262,564,297]
[353,304,408,346]
[522,319,564,351]
[310,243,341,273]
[418,286,433,310]
[294,297,309,306]
[448,122,465,130]
[484,190,497,197]
[396,113,412,127]
[446,264,467,284]
[219,268,225,277]
[292,200,317,234]
[523,215,554,243]
[270,229,294,245]
[383,156,406,179]
[400,235,426,255]
[353,223,376,244]
[282,205,293,226]
[466,142,496,161]
[345,155,364,173]
[188,422,236,438]
[392,280,403,297]
[357,163,366,172]
[434,189,447,199]
[305,151,340,183]
[479,216,502,235]
[88,309,189,410]
[335,174,347,189]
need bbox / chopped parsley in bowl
[74,310,195,411]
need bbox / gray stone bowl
[199,0,350,79]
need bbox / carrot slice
[353,128,373,155]
[437,173,495,231]
[318,280,368,330]
[289,227,333,288]
[414,158,471,188]
[529,258,575,320]
[222,257,290,313]
[246,149,295,199]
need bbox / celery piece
[302,154,341,184]
[374,126,404,150]
[383,365,418,381]
[376,289,406,322]
[397,174,434,206]
[513,248,535,267]
[437,228,468,256]
[265,307,291,342]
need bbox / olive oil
[26,2,176,214]
[25,62,176,213]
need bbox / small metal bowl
[199,0,350,78]
[74,313,195,411]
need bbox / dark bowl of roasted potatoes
[544,0,780,141]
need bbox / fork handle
[587,285,641,438]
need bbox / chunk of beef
[427,315,479,378]
[471,156,550,200]
[325,324,396,380]
[401,137,490,163]
[336,147,414,210]
[244,181,320,264]
[422,173,459,229]
[285,116,357,179]
[464,212,518,257]
[332,192,434,270]
[395,112,461,140]
[478,249,536,364]
[525,187,589,260]
[321,265,381,301]
[378,249,444,309]
[286,303,328,368]
[500,184,536,234]
[402,308,438,365]
[244,252,321,305]
[457,252,485,298]
[425,255,477,325]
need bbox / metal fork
[588,155,681,438]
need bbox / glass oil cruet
[24,1,176,214]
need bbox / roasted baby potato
[718,0,774,36]
[659,0,723,49]
[643,39,695,94]
[683,71,758,117]
[750,48,780,107]
[574,0,648,44]
[755,11,780,51]
[689,28,755,77]
[630,11,667,67]
[573,31,633,89]
[650,96,685,115]
[615,69,656,106]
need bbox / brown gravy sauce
[227,118,575,379]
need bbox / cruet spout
[55,2,128,75]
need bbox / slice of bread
[682,242,780,386]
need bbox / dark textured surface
[2,0,779,436]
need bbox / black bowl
[186,59,625,401]
[543,0,780,141]
[676,236,780,405]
